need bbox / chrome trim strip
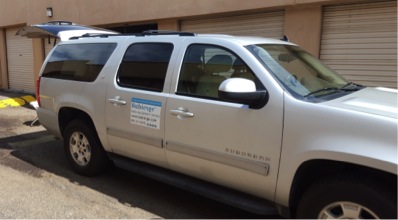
[166,141,269,176]
[107,127,163,149]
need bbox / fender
[275,94,397,206]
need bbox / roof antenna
[281,35,289,42]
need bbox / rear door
[105,39,179,167]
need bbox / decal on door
[130,98,162,129]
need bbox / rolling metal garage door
[181,11,285,39]
[320,1,397,88]
[6,27,35,92]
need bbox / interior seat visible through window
[178,51,205,94]
[177,44,264,100]
[231,58,255,81]
[196,54,232,98]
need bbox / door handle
[108,96,127,106]
[170,108,194,118]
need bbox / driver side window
[177,44,258,100]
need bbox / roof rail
[69,29,196,40]
[142,30,196,36]
[41,21,75,25]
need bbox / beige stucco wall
[284,5,323,57]
[32,39,44,88]
[0,0,352,27]
[158,19,180,31]
[0,0,28,27]
[0,0,370,90]
[0,0,294,26]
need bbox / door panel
[165,96,283,198]
[105,42,175,167]
[106,91,168,167]
[165,44,284,198]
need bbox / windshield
[246,44,362,100]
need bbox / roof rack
[40,20,76,26]
[69,30,196,40]
[142,30,196,36]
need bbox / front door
[165,43,284,198]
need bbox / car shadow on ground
[0,130,282,219]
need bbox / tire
[296,175,397,219]
[63,119,110,176]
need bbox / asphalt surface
[0,90,282,219]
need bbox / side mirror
[218,78,268,109]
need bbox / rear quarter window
[42,43,117,82]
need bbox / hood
[323,87,398,119]
[16,21,118,41]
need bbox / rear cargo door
[16,21,118,41]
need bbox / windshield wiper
[305,83,364,98]
[342,82,365,90]
[304,87,340,97]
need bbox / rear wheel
[64,120,110,176]
[296,175,397,219]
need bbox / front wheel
[296,175,397,219]
[63,120,110,176]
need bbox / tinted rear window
[118,43,174,92]
[42,43,117,82]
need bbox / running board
[109,154,278,215]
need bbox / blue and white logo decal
[131,98,162,129]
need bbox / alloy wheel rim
[69,131,91,166]
[318,201,379,219]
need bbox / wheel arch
[289,159,397,217]
[58,107,95,136]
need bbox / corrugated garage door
[181,11,285,39]
[6,27,35,92]
[320,1,397,88]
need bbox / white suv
[23,22,397,218]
